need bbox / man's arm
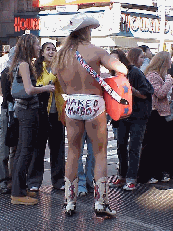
[100,49,128,75]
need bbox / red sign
[14,17,39,32]
[32,0,39,7]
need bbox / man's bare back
[57,43,125,96]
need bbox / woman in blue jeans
[110,48,154,190]
[9,34,55,205]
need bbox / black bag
[5,118,19,147]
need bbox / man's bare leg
[85,111,107,181]
[85,112,116,216]
[64,116,85,214]
[65,116,85,182]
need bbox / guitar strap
[75,50,129,105]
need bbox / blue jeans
[78,131,94,193]
[117,119,147,184]
[12,105,39,196]
[112,127,117,140]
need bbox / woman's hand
[44,84,55,92]
[165,74,173,83]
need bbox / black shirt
[1,67,14,109]
[127,65,154,120]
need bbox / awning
[113,37,138,48]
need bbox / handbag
[11,63,31,99]
[75,51,132,121]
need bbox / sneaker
[60,185,65,190]
[0,181,11,194]
[78,191,87,197]
[29,186,39,192]
[78,186,88,197]
[123,183,136,191]
[11,196,38,205]
[109,178,126,187]
[148,178,158,184]
[161,174,170,182]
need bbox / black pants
[138,110,173,183]
[0,108,9,182]
[12,106,39,197]
[117,118,147,183]
[27,111,65,189]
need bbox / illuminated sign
[39,0,111,7]
[120,14,173,38]
[32,0,39,7]
[14,17,39,32]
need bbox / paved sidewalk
[0,125,173,230]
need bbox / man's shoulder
[87,43,107,53]
[78,44,107,62]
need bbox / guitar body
[103,73,132,121]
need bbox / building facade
[0,0,173,56]
[0,0,39,56]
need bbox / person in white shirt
[139,45,153,73]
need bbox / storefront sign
[120,13,173,39]
[14,17,39,32]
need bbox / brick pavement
[0,124,173,230]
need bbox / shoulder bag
[11,63,32,99]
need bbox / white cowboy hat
[62,13,100,33]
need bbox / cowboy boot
[64,177,78,216]
[94,177,116,216]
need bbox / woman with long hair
[27,42,65,191]
[110,48,154,190]
[9,34,55,205]
[138,51,173,183]
[52,14,127,216]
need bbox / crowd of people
[0,13,173,217]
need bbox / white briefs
[65,94,105,120]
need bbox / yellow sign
[39,0,110,7]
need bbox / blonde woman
[139,51,173,184]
